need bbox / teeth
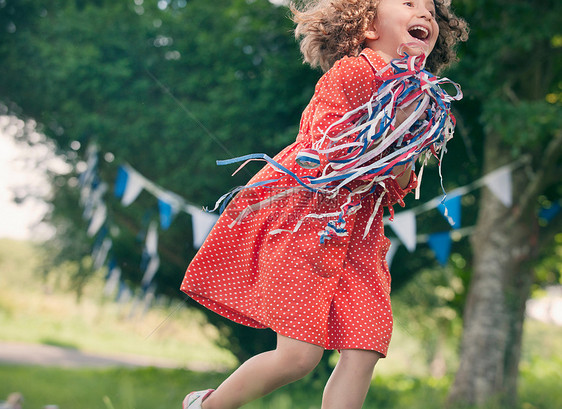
[409,25,429,39]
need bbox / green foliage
[0,0,319,360]
[392,261,465,374]
[533,232,562,288]
[450,0,562,159]
[482,99,562,156]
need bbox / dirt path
[0,341,183,369]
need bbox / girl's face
[365,0,439,62]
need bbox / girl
[181,1,468,408]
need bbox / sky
[0,116,64,240]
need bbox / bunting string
[386,154,531,222]
[78,142,549,287]
[77,146,220,309]
[114,163,219,239]
[384,155,533,265]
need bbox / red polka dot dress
[181,48,416,357]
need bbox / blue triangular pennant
[539,202,561,222]
[438,194,461,229]
[428,232,452,266]
[158,198,174,230]
[114,166,128,198]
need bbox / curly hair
[291,0,469,73]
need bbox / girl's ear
[364,24,379,40]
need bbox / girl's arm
[393,163,413,189]
[390,101,425,189]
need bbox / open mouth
[408,25,430,41]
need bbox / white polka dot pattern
[181,49,416,357]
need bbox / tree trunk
[447,135,537,407]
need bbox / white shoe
[182,389,214,409]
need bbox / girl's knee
[275,335,324,378]
[292,350,323,377]
[338,349,381,372]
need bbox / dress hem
[183,289,388,357]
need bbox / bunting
[92,237,112,270]
[114,166,129,198]
[484,167,512,207]
[103,260,121,297]
[83,181,107,221]
[158,199,175,230]
[427,232,452,266]
[145,220,159,256]
[539,201,562,222]
[390,210,417,252]
[119,166,145,206]
[78,143,540,294]
[116,281,132,305]
[79,155,221,306]
[386,238,400,268]
[79,144,99,203]
[438,194,462,229]
[140,221,160,289]
[87,202,107,237]
[385,156,532,265]
[113,164,218,247]
[188,205,219,248]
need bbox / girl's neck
[363,46,394,65]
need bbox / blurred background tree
[444,0,562,406]
[0,0,319,360]
[0,0,560,407]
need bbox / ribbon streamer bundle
[213,52,463,242]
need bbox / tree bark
[447,135,537,407]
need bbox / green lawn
[1,360,560,409]
[0,239,236,370]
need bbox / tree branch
[520,129,562,215]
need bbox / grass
[0,358,561,409]
[1,238,561,408]
[0,366,223,409]
[0,238,236,370]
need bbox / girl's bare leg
[321,349,381,409]
[202,334,324,409]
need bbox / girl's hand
[398,42,429,59]
[392,162,413,189]
[395,95,427,126]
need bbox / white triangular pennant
[389,210,417,252]
[386,238,400,268]
[92,237,112,270]
[485,167,512,207]
[83,182,108,220]
[103,265,121,297]
[145,221,159,256]
[121,167,145,206]
[141,254,160,287]
[191,209,219,248]
[79,144,98,189]
[87,203,107,237]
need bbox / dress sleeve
[308,56,381,164]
